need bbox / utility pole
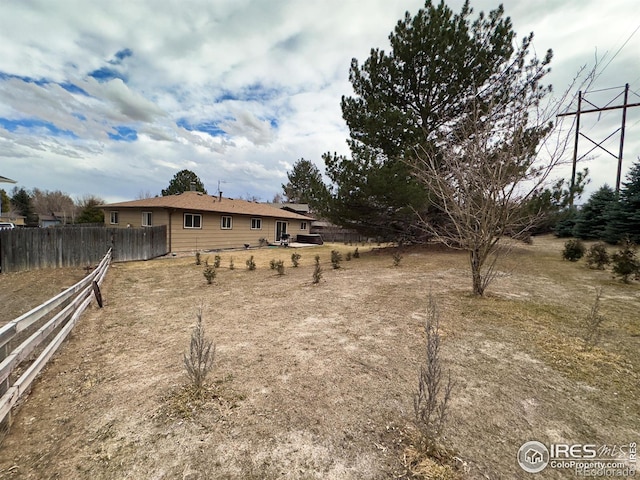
[557,83,640,206]
[616,84,630,192]
[569,91,581,207]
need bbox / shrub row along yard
[0,237,638,479]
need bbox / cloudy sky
[1,0,639,204]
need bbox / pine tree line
[556,160,640,244]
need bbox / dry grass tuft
[155,378,243,422]
[404,440,462,479]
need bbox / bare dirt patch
[0,238,638,479]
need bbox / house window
[300,221,307,230]
[184,213,202,229]
[221,216,232,229]
[142,212,152,227]
[251,218,262,230]
[110,211,119,225]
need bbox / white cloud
[77,77,167,123]
[0,0,638,203]
[220,110,275,146]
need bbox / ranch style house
[100,191,312,252]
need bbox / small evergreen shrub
[392,251,403,267]
[585,242,610,270]
[345,252,352,261]
[258,237,269,247]
[195,251,202,265]
[312,255,322,284]
[275,259,285,275]
[562,239,585,262]
[184,309,215,394]
[291,252,301,267]
[581,287,606,351]
[203,264,216,284]
[331,250,342,269]
[414,295,455,453]
[246,255,256,271]
[611,237,639,283]
[353,248,360,258]
[213,255,221,268]
[269,259,277,270]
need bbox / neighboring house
[100,191,312,252]
[0,214,26,226]
[274,203,311,216]
[310,220,362,243]
[38,214,62,228]
[38,211,73,227]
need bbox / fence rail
[0,249,112,440]
[0,225,167,273]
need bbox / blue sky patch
[60,82,89,95]
[0,71,89,96]
[216,82,282,103]
[112,48,133,63]
[0,71,47,86]
[89,66,126,82]
[177,119,227,137]
[108,126,138,142]
[90,48,133,82]
[0,117,77,138]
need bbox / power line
[594,24,640,81]
[587,85,625,94]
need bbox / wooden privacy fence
[0,225,167,273]
[0,249,111,439]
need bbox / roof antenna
[217,180,227,196]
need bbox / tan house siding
[102,192,311,252]
[168,214,306,251]
[107,208,169,229]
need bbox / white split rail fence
[0,249,111,434]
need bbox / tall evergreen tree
[572,185,617,240]
[604,160,640,244]
[76,195,105,224]
[525,168,589,234]
[162,170,207,196]
[11,187,38,225]
[0,189,10,214]
[282,158,330,212]
[324,150,430,241]
[326,0,551,241]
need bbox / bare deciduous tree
[410,62,596,295]
[31,188,76,223]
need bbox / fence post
[0,343,10,438]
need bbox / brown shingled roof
[100,191,311,220]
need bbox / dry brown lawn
[0,237,638,479]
